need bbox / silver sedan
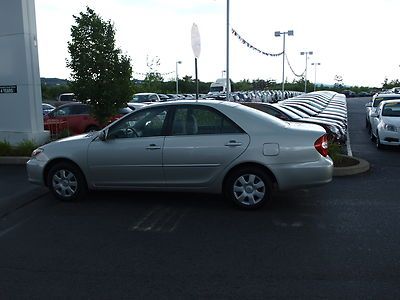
[27,100,333,209]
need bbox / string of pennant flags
[232,27,306,78]
[133,70,175,76]
[231,28,283,57]
[285,54,306,78]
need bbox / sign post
[191,23,201,100]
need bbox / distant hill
[41,77,69,86]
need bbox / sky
[35,0,400,87]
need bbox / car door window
[171,106,243,135]
[149,95,158,102]
[70,105,89,115]
[108,107,168,139]
[53,106,72,116]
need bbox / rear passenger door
[163,105,250,187]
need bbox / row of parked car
[240,91,348,143]
[40,89,302,136]
[30,90,340,209]
[130,90,303,104]
[365,90,400,149]
[42,90,348,144]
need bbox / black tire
[85,125,99,133]
[375,133,384,150]
[47,162,87,201]
[369,129,375,141]
[224,167,272,209]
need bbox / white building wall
[0,0,49,145]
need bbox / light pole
[274,30,294,93]
[300,51,313,93]
[175,60,182,94]
[311,62,321,91]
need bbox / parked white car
[370,100,400,149]
[365,93,400,130]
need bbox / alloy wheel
[233,174,266,206]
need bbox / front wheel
[224,167,272,209]
[375,133,385,150]
[47,162,87,201]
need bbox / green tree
[333,75,344,91]
[67,6,132,125]
[141,56,164,92]
[233,79,252,91]
[382,78,400,90]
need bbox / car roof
[56,102,85,108]
[374,93,400,99]
[134,92,157,96]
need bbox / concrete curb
[0,156,30,165]
[333,155,370,177]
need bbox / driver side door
[87,106,169,188]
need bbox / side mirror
[99,129,108,141]
[365,102,372,108]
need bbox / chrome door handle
[225,141,242,147]
[146,144,161,150]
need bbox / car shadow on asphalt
[56,188,323,215]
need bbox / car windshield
[210,86,224,92]
[382,103,400,116]
[374,96,400,107]
[132,94,150,103]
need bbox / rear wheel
[47,162,87,201]
[224,167,271,209]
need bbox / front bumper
[26,158,47,186]
[379,129,400,146]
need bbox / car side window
[53,106,72,116]
[171,106,243,136]
[71,105,89,115]
[149,95,158,102]
[108,107,168,139]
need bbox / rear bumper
[269,157,333,191]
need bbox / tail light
[314,134,329,157]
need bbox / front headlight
[383,124,398,132]
[31,147,44,158]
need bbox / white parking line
[130,206,190,233]
[346,120,353,157]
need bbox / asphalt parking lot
[0,97,399,298]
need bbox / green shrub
[0,140,12,156]
[0,139,38,157]
[14,140,38,156]
[56,129,71,139]
[328,141,341,162]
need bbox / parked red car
[44,103,132,136]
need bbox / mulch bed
[333,155,359,167]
